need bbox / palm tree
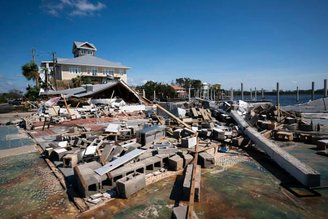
[72,75,82,87]
[22,62,39,88]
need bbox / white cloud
[42,0,106,17]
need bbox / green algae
[0,153,78,218]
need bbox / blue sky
[0,0,327,92]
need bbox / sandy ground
[0,111,34,124]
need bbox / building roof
[56,55,129,68]
[73,41,97,51]
[74,81,118,98]
[171,85,185,90]
[42,86,86,96]
[42,81,119,97]
[40,80,148,104]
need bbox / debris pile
[4,81,327,217]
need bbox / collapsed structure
[10,81,327,217]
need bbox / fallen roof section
[40,80,149,104]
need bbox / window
[103,68,114,76]
[118,69,125,75]
[87,67,97,75]
[69,66,81,74]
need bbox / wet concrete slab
[0,152,78,218]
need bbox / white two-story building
[41,41,129,84]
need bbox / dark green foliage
[72,76,92,88]
[25,85,40,101]
[136,81,175,100]
[0,89,24,103]
[22,62,40,88]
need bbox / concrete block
[212,128,225,141]
[173,128,183,139]
[116,172,146,198]
[138,125,166,146]
[51,148,68,161]
[181,136,197,148]
[172,206,198,219]
[168,155,184,171]
[63,153,78,168]
[317,139,328,150]
[183,164,201,202]
[198,152,215,168]
[182,153,193,167]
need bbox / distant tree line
[136,81,176,101]
[0,89,24,104]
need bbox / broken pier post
[324,79,327,98]
[311,81,315,101]
[241,83,244,100]
[276,82,280,118]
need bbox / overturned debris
[230,110,321,187]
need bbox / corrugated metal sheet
[95,149,145,176]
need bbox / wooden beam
[155,104,192,130]
[62,95,71,116]
[187,135,199,219]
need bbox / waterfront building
[41,41,129,85]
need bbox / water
[234,94,323,106]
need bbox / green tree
[22,62,40,88]
[25,85,40,101]
[136,81,175,100]
[72,75,82,87]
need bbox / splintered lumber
[199,108,210,121]
[62,95,71,116]
[191,108,199,118]
[156,104,192,130]
[230,110,320,187]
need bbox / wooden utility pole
[52,52,57,90]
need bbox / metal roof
[73,41,97,50]
[56,55,129,68]
[42,86,86,96]
[95,149,145,176]
[73,81,119,98]
[40,79,148,104]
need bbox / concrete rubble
[5,81,327,217]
